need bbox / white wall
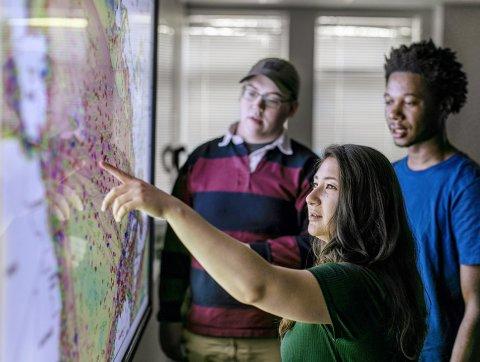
[443,3,480,163]
[133,261,167,362]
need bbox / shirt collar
[218,122,293,155]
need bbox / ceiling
[182,0,480,9]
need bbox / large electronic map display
[0,1,155,361]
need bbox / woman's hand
[99,161,173,222]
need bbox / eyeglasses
[241,85,291,110]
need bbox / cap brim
[239,72,293,100]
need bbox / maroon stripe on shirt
[189,156,247,195]
[269,235,301,267]
[189,157,303,201]
[187,304,278,338]
[296,178,311,211]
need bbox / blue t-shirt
[394,153,480,361]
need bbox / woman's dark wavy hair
[279,144,427,360]
[384,39,467,114]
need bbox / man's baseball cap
[239,58,300,101]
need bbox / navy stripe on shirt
[191,138,249,159]
[263,140,318,168]
[191,267,251,308]
[193,191,299,235]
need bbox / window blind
[313,16,421,161]
[155,22,178,192]
[183,13,289,151]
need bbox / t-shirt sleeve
[308,263,385,340]
[452,180,480,265]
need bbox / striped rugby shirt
[159,128,317,337]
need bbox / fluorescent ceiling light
[8,17,88,28]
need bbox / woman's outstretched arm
[99,161,331,324]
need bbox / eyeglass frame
[240,85,293,110]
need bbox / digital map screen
[1,1,154,360]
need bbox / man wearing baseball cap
[158,58,316,361]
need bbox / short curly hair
[384,39,468,114]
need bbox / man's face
[305,157,340,241]
[384,71,439,148]
[238,74,297,143]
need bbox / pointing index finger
[99,161,133,183]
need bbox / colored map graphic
[0,0,153,361]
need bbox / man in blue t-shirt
[384,40,480,361]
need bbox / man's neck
[407,134,457,171]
